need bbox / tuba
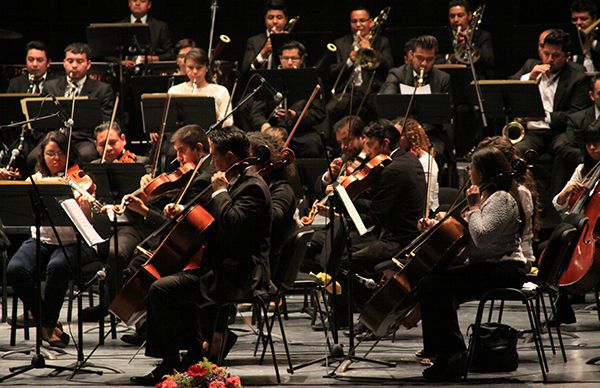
[502,119,525,144]
[451,4,485,64]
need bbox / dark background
[0,0,580,78]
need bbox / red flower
[188,364,209,377]
[155,378,178,388]
[208,381,226,388]
[226,375,241,387]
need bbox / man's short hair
[404,38,417,55]
[175,38,197,52]
[448,0,471,12]
[208,126,250,159]
[571,0,598,19]
[414,35,439,53]
[171,124,209,152]
[543,29,572,53]
[349,5,370,17]
[64,42,92,59]
[26,41,50,58]
[279,40,306,57]
[265,0,287,16]
[94,121,122,138]
[363,119,400,148]
[334,115,365,139]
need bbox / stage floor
[1,294,600,387]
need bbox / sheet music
[334,184,368,236]
[59,198,106,247]
[400,83,431,95]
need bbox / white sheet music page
[334,184,368,236]
[400,83,432,95]
[59,198,106,247]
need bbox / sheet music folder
[375,94,452,125]
[140,94,216,133]
[82,163,147,202]
[21,96,103,131]
[469,79,545,119]
[0,181,72,227]
[86,23,151,58]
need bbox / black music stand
[435,64,472,106]
[0,181,102,381]
[469,80,545,126]
[270,31,335,69]
[140,94,217,133]
[254,68,318,103]
[375,94,452,125]
[21,97,103,136]
[0,93,38,125]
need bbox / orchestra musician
[250,40,326,157]
[131,127,272,385]
[120,0,174,70]
[92,121,150,166]
[512,29,591,197]
[174,38,197,75]
[41,42,115,165]
[6,131,98,348]
[6,40,54,94]
[241,0,289,73]
[417,146,528,381]
[570,0,600,72]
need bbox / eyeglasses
[44,151,65,158]
[280,56,301,62]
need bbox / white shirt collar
[130,14,148,23]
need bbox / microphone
[348,271,378,289]
[50,94,75,128]
[72,268,107,298]
[257,74,283,102]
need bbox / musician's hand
[349,50,357,62]
[275,108,297,121]
[0,167,20,180]
[76,195,93,219]
[163,203,184,219]
[325,184,334,195]
[434,211,447,221]
[122,59,136,70]
[326,158,343,181]
[417,217,435,232]
[260,38,272,57]
[357,34,371,49]
[315,201,329,217]
[123,194,149,217]
[211,171,229,191]
[530,64,551,80]
[456,30,467,44]
[140,173,152,188]
[466,184,481,209]
[150,132,159,143]
[557,182,586,205]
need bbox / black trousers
[417,260,527,357]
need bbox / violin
[116,150,137,163]
[301,153,390,225]
[60,165,105,214]
[112,162,196,215]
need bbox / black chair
[437,186,460,213]
[464,219,583,383]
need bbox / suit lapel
[553,68,570,110]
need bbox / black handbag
[468,322,519,372]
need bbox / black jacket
[119,16,174,60]
[379,63,451,95]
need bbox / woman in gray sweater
[417,146,529,381]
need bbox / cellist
[550,122,600,325]
[416,146,528,381]
[131,127,272,385]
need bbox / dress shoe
[343,321,368,337]
[7,313,34,328]
[422,351,467,382]
[80,305,109,322]
[121,332,146,346]
[130,361,179,386]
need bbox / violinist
[549,122,600,326]
[92,121,150,167]
[132,127,272,385]
[417,146,528,381]
[6,131,98,348]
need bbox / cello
[109,146,271,325]
[559,160,600,294]
[360,159,527,337]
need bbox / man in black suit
[380,35,451,168]
[241,0,289,73]
[512,29,591,195]
[326,5,393,125]
[564,76,600,163]
[443,0,494,79]
[121,0,174,68]
[6,41,53,94]
[39,43,115,165]
[131,127,271,385]
[570,0,600,72]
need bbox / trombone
[577,18,600,56]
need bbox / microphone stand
[208,0,219,63]
[207,77,266,133]
[465,34,488,130]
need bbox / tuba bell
[502,119,525,144]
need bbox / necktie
[27,77,42,94]
[135,18,142,23]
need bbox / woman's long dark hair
[36,131,78,177]
[582,123,600,176]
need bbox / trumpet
[502,119,525,144]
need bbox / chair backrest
[274,228,315,292]
[536,221,579,288]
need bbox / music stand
[0,93,38,126]
[0,181,102,381]
[140,94,217,133]
[254,68,319,104]
[270,31,335,69]
[469,80,545,124]
[375,94,452,125]
[435,64,472,106]
[21,97,103,137]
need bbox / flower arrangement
[156,358,242,388]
